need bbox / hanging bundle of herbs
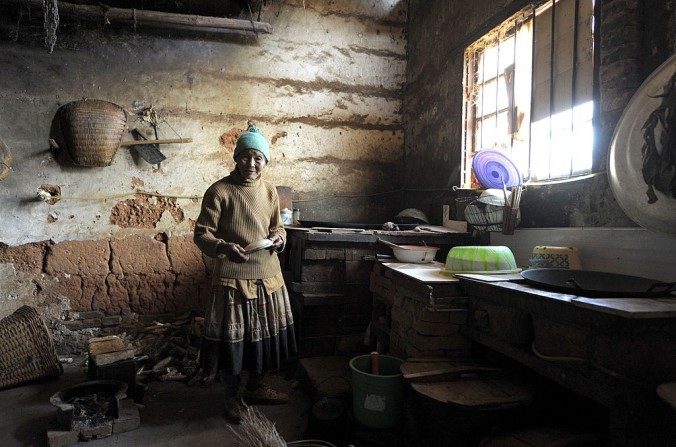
[641,71,676,204]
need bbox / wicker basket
[59,99,127,166]
[0,305,62,390]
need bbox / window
[462,0,595,185]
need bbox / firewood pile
[131,313,204,385]
[87,312,205,388]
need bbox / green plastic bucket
[349,354,404,429]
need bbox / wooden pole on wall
[4,0,273,34]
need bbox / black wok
[521,268,676,298]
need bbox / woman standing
[194,123,296,422]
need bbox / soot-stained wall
[403,0,674,227]
[0,0,407,322]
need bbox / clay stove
[47,380,140,446]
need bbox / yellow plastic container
[443,246,520,274]
[530,246,581,269]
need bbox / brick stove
[47,380,139,447]
[282,227,476,357]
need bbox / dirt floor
[0,361,311,447]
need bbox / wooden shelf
[461,327,650,408]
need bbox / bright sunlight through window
[463,0,595,185]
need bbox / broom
[229,404,339,447]
[229,405,286,447]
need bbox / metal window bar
[496,28,500,140]
[548,0,556,180]
[510,18,518,148]
[527,8,537,181]
[480,49,485,149]
[570,0,580,177]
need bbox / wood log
[91,348,135,366]
[6,0,273,34]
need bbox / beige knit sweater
[194,170,285,281]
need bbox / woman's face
[235,149,267,179]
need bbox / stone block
[79,421,112,440]
[301,263,343,282]
[47,429,79,447]
[345,248,374,261]
[324,249,346,260]
[304,248,346,260]
[303,248,326,260]
[110,235,171,275]
[46,240,110,276]
[166,235,206,276]
[0,241,46,273]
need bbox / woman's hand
[217,242,249,263]
[269,234,284,250]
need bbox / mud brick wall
[370,263,470,359]
[0,233,210,317]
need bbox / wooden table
[458,277,676,446]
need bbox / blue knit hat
[234,123,270,161]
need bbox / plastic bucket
[349,354,404,428]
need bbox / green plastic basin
[443,245,520,274]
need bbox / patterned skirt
[200,282,297,377]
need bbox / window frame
[461,0,598,188]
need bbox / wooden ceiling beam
[4,0,273,34]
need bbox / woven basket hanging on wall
[0,305,62,390]
[59,99,127,166]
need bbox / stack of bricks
[370,262,470,359]
[284,233,375,357]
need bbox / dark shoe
[225,397,248,423]
[243,385,289,405]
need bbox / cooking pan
[521,268,676,298]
